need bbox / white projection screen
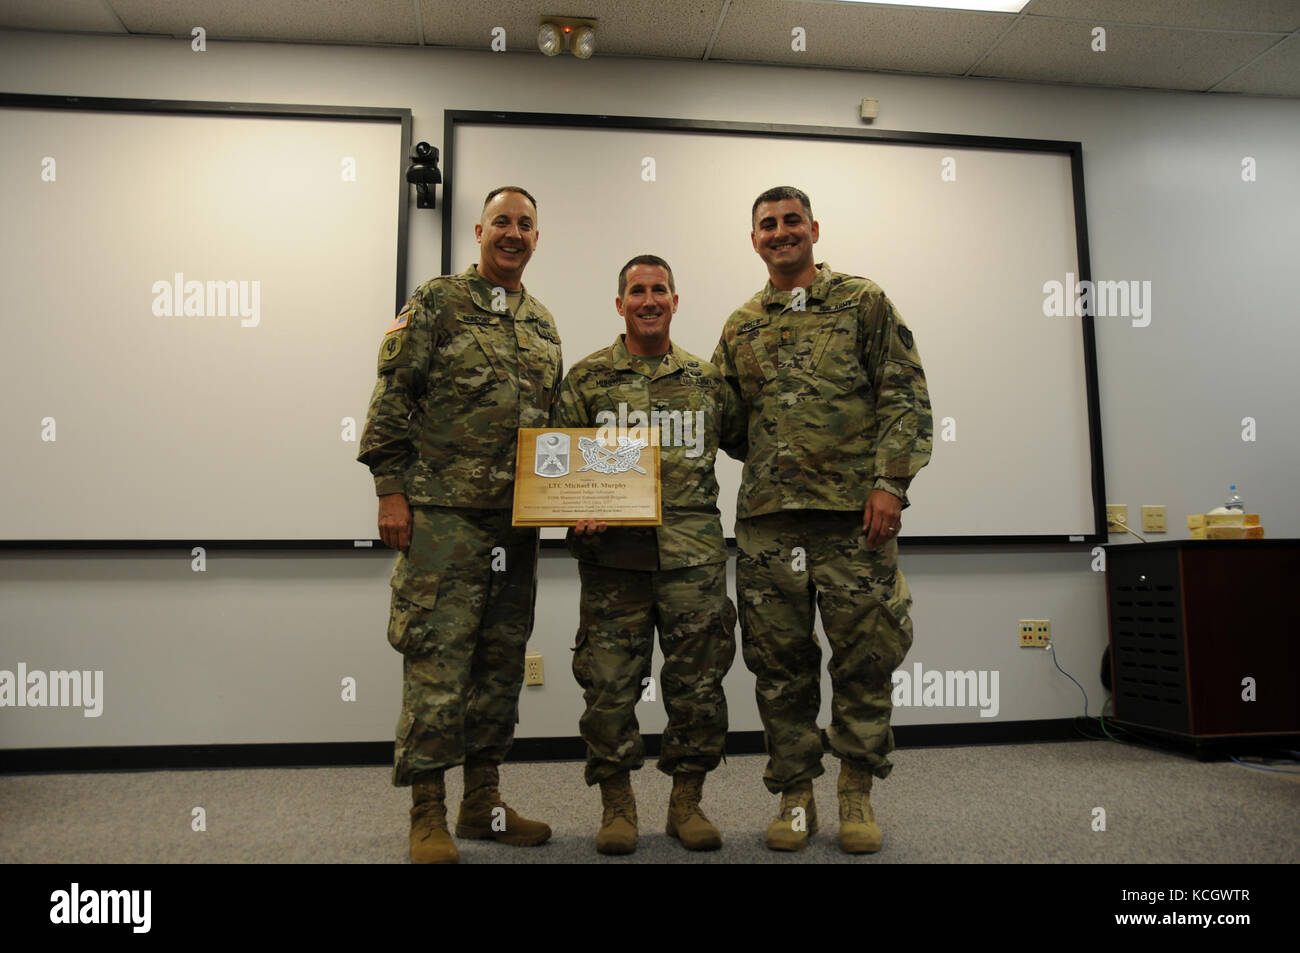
[444,112,1104,543]
[0,96,410,543]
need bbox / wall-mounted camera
[405,141,442,209]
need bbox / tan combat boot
[765,780,818,851]
[410,773,458,864]
[455,759,552,846]
[596,771,638,855]
[838,762,883,853]
[665,773,722,851]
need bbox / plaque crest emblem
[534,432,570,477]
[577,436,648,475]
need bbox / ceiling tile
[1027,0,1300,34]
[1214,34,1300,96]
[709,0,1014,74]
[419,1,727,59]
[108,0,420,45]
[976,17,1280,91]
[0,0,126,33]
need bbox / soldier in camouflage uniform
[553,255,747,855]
[358,186,562,864]
[712,187,933,854]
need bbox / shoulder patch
[898,325,914,350]
[385,310,410,334]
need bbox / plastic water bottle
[1225,485,1244,513]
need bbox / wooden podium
[1104,539,1300,750]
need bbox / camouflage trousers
[572,560,737,786]
[736,510,914,793]
[387,506,539,786]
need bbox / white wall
[1,31,1296,751]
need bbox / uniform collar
[463,264,530,317]
[610,335,681,379]
[761,261,834,311]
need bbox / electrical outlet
[1141,505,1166,533]
[1019,619,1051,647]
[1107,504,1128,532]
[524,653,544,686]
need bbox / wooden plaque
[512,427,661,527]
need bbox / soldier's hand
[378,493,412,552]
[573,518,608,536]
[863,489,902,548]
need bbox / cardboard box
[1206,513,1245,527]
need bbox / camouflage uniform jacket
[711,262,932,519]
[552,335,747,571]
[358,265,563,507]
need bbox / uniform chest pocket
[538,338,561,392]
[443,314,508,394]
[735,317,778,402]
[663,373,715,413]
[593,376,647,424]
[807,305,860,389]
[518,320,561,394]
[650,393,710,457]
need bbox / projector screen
[443,112,1104,544]
[0,96,410,543]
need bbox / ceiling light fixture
[537,16,598,58]
[572,26,596,60]
[537,22,562,56]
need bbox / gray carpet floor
[2,741,1297,864]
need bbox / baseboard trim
[0,719,1092,774]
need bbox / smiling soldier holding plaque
[552,255,747,855]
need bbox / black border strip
[442,110,1105,547]
[0,720,1089,773]
[0,92,413,549]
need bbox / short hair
[483,186,538,216]
[751,186,813,226]
[618,254,676,297]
